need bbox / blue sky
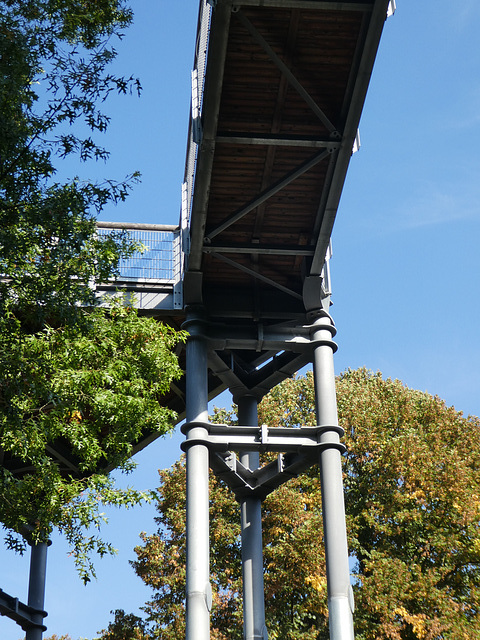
[2,1,480,638]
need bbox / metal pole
[25,541,49,640]
[237,395,267,640]
[184,308,211,640]
[311,310,354,640]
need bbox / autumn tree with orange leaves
[100,369,480,640]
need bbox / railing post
[183,307,211,640]
[174,225,184,309]
[310,309,354,640]
[237,395,267,640]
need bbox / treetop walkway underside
[98,0,393,445]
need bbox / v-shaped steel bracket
[181,420,346,502]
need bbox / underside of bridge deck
[188,1,389,318]
[181,0,390,404]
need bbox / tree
[1,303,186,581]
[0,1,187,581]
[103,369,480,639]
[96,609,148,640]
[0,0,141,323]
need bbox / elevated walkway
[95,0,393,435]
[2,2,394,639]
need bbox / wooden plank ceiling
[188,0,390,321]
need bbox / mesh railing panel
[98,227,179,283]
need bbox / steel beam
[236,11,339,134]
[188,2,232,271]
[203,243,315,256]
[0,590,46,635]
[208,348,313,404]
[181,421,345,455]
[201,289,305,320]
[208,252,303,301]
[190,321,337,353]
[204,150,329,242]
[310,0,391,275]
[223,1,373,10]
[211,444,343,502]
[216,134,340,149]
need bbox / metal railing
[183,0,213,231]
[96,222,183,309]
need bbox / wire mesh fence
[97,224,181,283]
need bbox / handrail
[96,221,179,232]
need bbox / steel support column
[184,308,211,640]
[237,395,267,640]
[311,310,354,640]
[25,541,48,640]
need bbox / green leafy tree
[103,369,480,639]
[0,0,187,581]
[1,304,186,581]
[0,0,141,324]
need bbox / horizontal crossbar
[216,133,340,149]
[181,421,346,500]
[226,1,373,10]
[0,589,47,632]
[203,243,315,256]
[181,421,345,452]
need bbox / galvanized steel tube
[25,541,48,640]
[238,395,267,640]
[184,310,211,640]
[311,312,354,640]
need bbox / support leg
[25,541,48,640]
[237,395,267,640]
[311,311,354,640]
[184,309,211,640]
